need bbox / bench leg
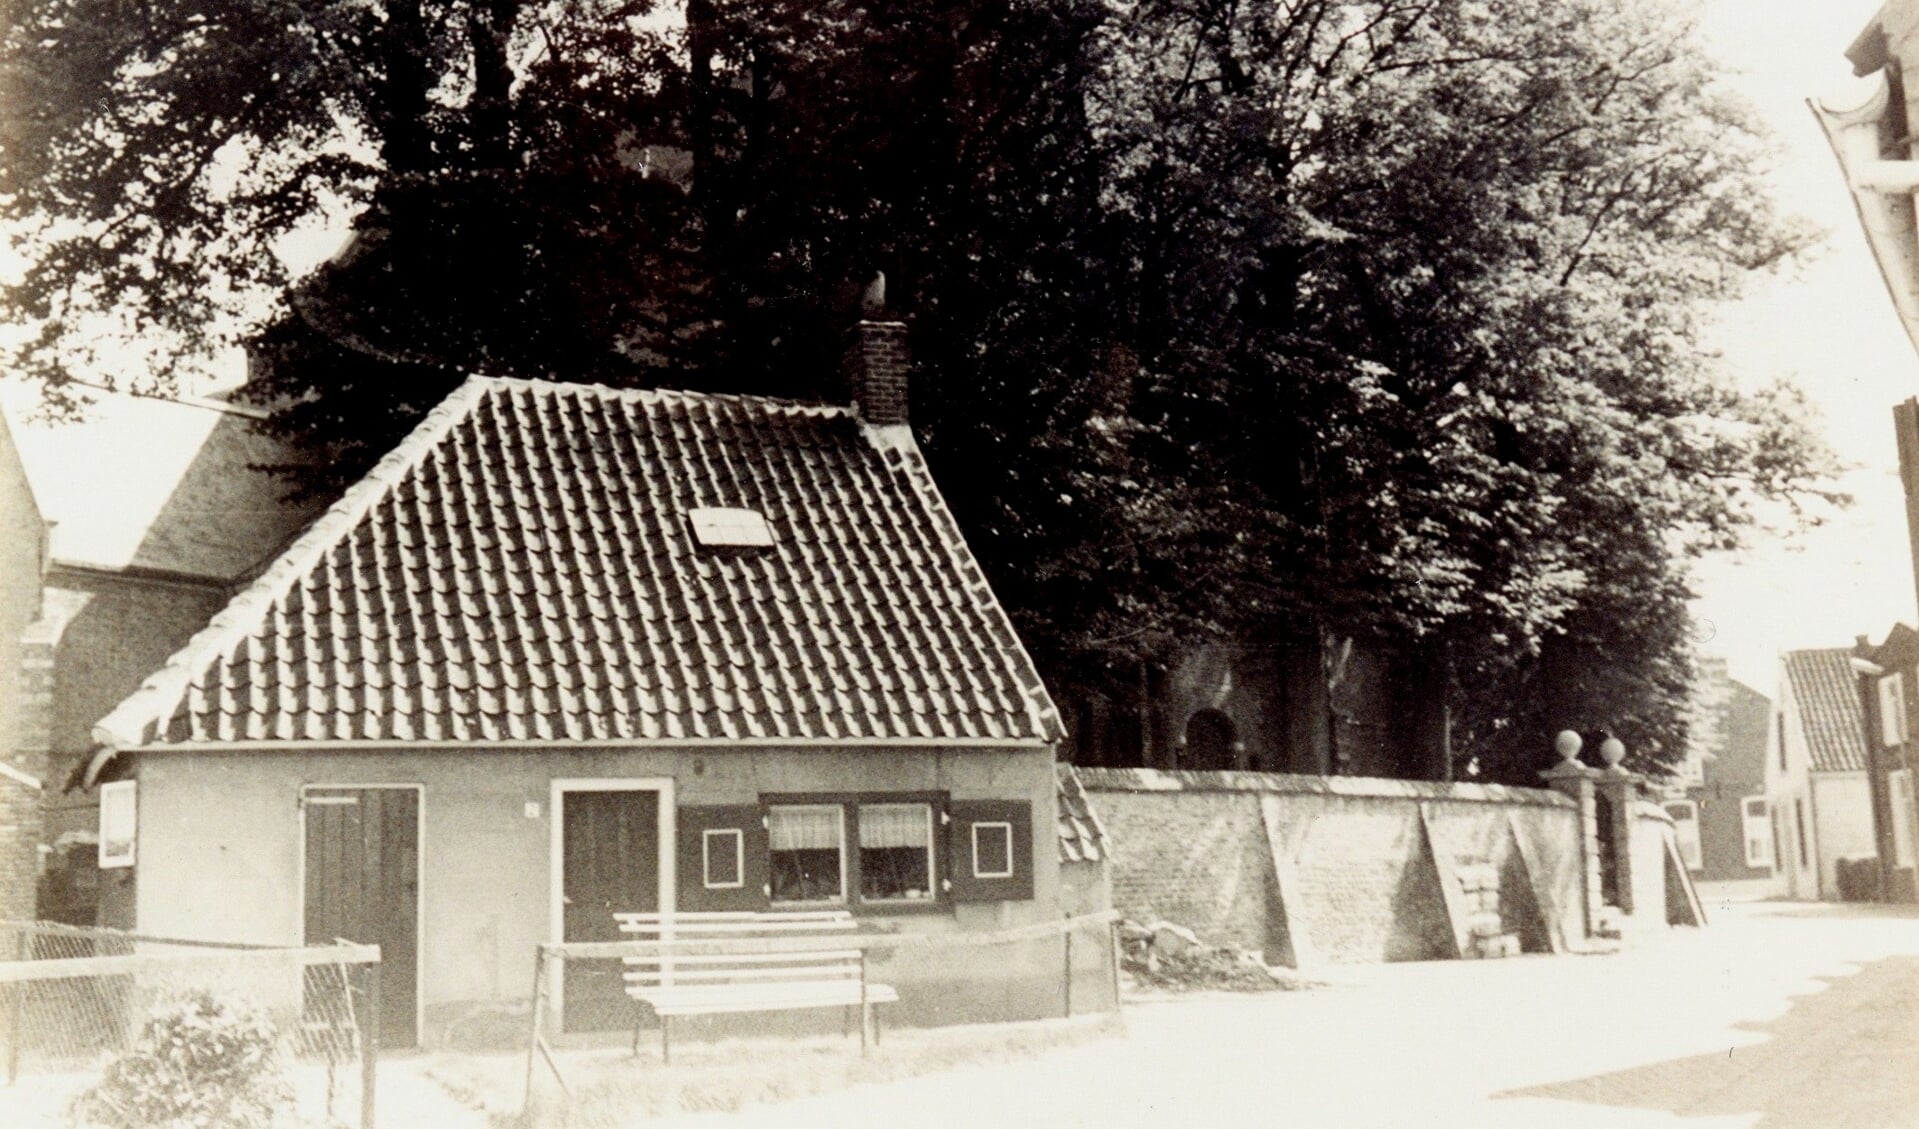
[859,1002,869,1055]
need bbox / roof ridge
[483,374,853,417]
[90,376,496,754]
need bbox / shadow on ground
[1496,955,1919,1127]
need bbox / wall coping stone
[1075,766,1574,809]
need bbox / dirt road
[649,900,1919,1129]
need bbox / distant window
[687,507,774,549]
[1795,799,1810,868]
[1777,712,1788,773]
[1182,709,1237,771]
[1891,771,1917,870]
[1881,675,1911,748]
[1741,798,1774,870]
[1665,801,1702,871]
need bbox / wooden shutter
[676,805,770,911]
[946,800,1034,902]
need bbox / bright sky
[1689,0,1919,691]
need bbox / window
[1664,801,1702,871]
[1891,770,1917,869]
[1882,674,1911,748]
[858,803,935,902]
[767,799,938,906]
[687,507,774,549]
[1741,798,1774,870]
[1777,712,1788,772]
[972,822,1014,878]
[1182,709,1237,771]
[98,780,136,870]
[1795,799,1810,868]
[703,828,744,889]
[768,804,846,904]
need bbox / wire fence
[0,921,381,1129]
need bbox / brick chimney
[850,319,910,427]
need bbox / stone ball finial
[1553,730,1582,764]
[1600,736,1626,768]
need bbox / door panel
[303,787,420,1049]
[560,789,660,1032]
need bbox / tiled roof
[1781,647,1865,773]
[1056,764,1111,863]
[91,376,1061,756]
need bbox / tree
[1,0,1843,782]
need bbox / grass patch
[426,1012,1124,1127]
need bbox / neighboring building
[0,384,326,926]
[1658,659,1774,886]
[1851,624,1919,902]
[82,339,1107,1047]
[0,408,49,924]
[1767,648,1877,900]
[1061,636,1447,781]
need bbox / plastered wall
[129,744,1112,1043]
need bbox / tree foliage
[1,0,1843,781]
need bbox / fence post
[6,929,23,1085]
[360,960,381,1129]
[1062,915,1073,1018]
[523,948,547,1119]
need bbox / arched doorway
[1183,709,1237,770]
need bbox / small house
[84,329,1106,1047]
[1767,647,1876,900]
[1657,659,1774,890]
[1851,624,1919,902]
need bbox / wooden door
[303,787,420,1049]
[560,789,660,1032]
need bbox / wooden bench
[614,910,898,1062]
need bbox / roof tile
[1782,647,1866,773]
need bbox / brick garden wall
[1079,768,1586,966]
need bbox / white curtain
[860,804,930,849]
[769,805,842,850]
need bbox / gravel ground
[633,900,1919,1129]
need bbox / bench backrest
[614,911,865,991]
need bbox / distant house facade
[1852,625,1919,902]
[1767,648,1876,900]
[85,336,1109,1047]
[0,385,325,926]
[1659,659,1774,886]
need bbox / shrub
[71,991,295,1129]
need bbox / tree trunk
[378,0,434,175]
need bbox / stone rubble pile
[1116,920,1300,992]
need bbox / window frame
[762,792,947,914]
[1890,770,1917,870]
[1740,797,1774,870]
[971,821,1015,879]
[1883,673,1911,749]
[702,827,746,890]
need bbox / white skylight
[687,507,775,549]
